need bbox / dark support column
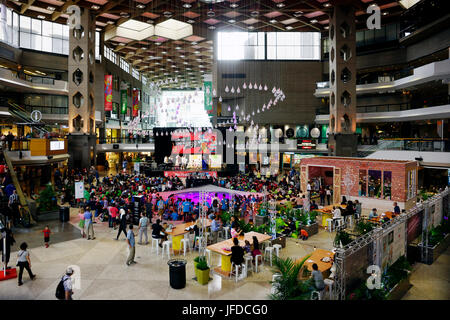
[67,7,96,170]
[328,5,358,157]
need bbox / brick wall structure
[300,157,418,209]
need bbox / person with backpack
[115,207,128,240]
[56,267,74,300]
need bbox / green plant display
[427,225,446,247]
[221,211,232,225]
[196,256,209,271]
[334,230,353,247]
[356,220,374,235]
[382,255,411,292]
[269,255,313,300]
[37,184,58,212]
[348,281,387,300]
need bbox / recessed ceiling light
[277,3,285,8]
[228,19,236,23]
[187,19,195,24]
[207,10,215,17]
[230,3,238,8]
[270,19,278,23]
[293,11,303,17]
[311,19,318,23]
[250,11,259,17]
[248,26,254,30]
[382,11,388,15]
[91,5,100,10]
[183,3,192,8]
[163,11,172,17]
[137,4,145,9]
[324,26,329,29]
[155,42,161,45]
[47,6,55,11]
[107,21,115,24]
[175,46,182,50]
[324,3,331,7]
[162,51,167,54]
[208,25,216,30]
[146,19,154,24]
[286,26,293,30]
[37,15,46,19]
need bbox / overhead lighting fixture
[269,19,278,23]
[107,21,115,24]
[180,55,185,58]
[96,28,102,31]
[324,3,331,7]
[137,4,145,9]
[324,26,329,30]
[91,5,100,10]
[120,12,130,18]
[187,19,195,24]
[228,19,236,23]
[175,46,182,50]
[208,25,216,30]
[162,51,167,54]
[191,42,197,45]
[47,6,55,11]
[286,26,293,30]
[105,19,155,41]
[248,26,254,30]
[146,19,154,24]
[183,3,192,8]
[207,10,215,17]
[382,11,388,15]
[277,3,285,8]
[155,19,193,40]
[163,11,172,17]
[37,15,46,19]
[250,11,259,17]
[293,11,303,17]
[230,3,239,8]
[310,19,318,23]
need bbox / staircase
[7,102,50,135]
[0,150,35,225]
[357,140,402,158]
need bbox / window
[383,171,392,200]
[359,169,367,197]
[368,170,382,198]
[407,170,416,200]
[267,32,321,60]
[132,67,139,80]
[104,45,117,64]
[217,32,265,60]
[95,31,101,61]
[120,57,129,72]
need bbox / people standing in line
[138,212,149,245]
[126,224,137,266]
[83,206,95,240]
[0,227,15,269]
[116,206,128,240]
[42,225,51,248]
[17,242,36,286]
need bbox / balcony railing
[98,137,154,144]
[379,138,450,152]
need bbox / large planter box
[301,222,319,237]
[197,268,210,285]
[255,215,268,227]
[418,233,450,265]
[387,272,411,300]
[270,234,287,248]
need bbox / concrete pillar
[328,5,358,157]
[67,8,96,169]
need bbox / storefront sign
[204,81,212,111]
[163,171,218,178]
[120,89,128,114]
[297,139,316,149]
[104,75,113,111]
[132,89,139,117]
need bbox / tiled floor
[1,209,448,300]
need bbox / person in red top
[42,225,51,248]
[300,229,309,241]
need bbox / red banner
[163,171,218,178]
[132,89,139,117]
[104,75,113,111]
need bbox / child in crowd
[42,225,51,248]
[78,208,86,238]
[244,240,251,254]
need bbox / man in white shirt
[138,213,149,245]
[332,206,342,229]
[307,181,312,199]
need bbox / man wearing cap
[63,267,74,300]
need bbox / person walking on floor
[126,224,136,266]
[42,225,51,248]
[116,207,128,240]
[84,206,95,240]
[17,242,36,286]
[138,212,149,245]
[56,267,75,300]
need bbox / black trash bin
[59,206,70,222]
[167,259,187,289]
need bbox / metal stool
[324,278,334,300]
[254,254,263,272]
[264,246,274,266]
[217,229,225,240]
[326,218,333,232]
[311,289,325,300]
[244,255,253,277]
[162,240,171,259]
[230,263,245,282]
[334,218,343,229]
[273,244,282,258]
[345,215,353,228]
[205,248,212,267]
[151,238,160,254]
[180,239,190,256]
[223,227,230,239]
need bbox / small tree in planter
[196,256,210,285]
[37,183,59,213]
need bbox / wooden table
[317,204,347,227]
[296,248,334,280]
[206,231,272,276]
[166,219,212,253]
[369,211,394,223]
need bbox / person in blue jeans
[84,206,95,240]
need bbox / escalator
[7,102,50,135]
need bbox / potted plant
[334,230,353,247]
[418,220,450,264]
[196,256,210,285]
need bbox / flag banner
[204,81,212,111]
[104,75,113,111]
[132,89,139,117]
[120,89,128,114]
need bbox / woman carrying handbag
[17,242,36,286]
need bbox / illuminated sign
[50,140,65,151]
[297,139,316,149]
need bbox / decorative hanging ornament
[225,86,229,92]
[257,109,260,113]
[219,96,222,102]
[252,111,255,116]
[272,87,276,93]
[259,84,262,90]
[227,106,231,112]
[231,86,235,93]
[249,83,253,89]
[243,83,247,89]
[264,84,268,91]
[212,89,217,96]
[237,87,240,94]
[254,82,257,89]
[235,104,239,110]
